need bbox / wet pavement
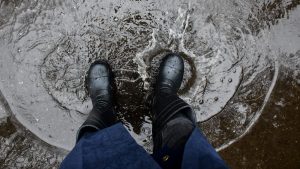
[0,0,299,168]
[220,67,300,169]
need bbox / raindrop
[214,97,219,101]
[199,99,204,104]
[142,127,151,135]
[228,78,232,83]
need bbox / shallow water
[0,0,299,165]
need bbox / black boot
[152,53,196,169]
[155,53,184,95]
[77,61,117,141]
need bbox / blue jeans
[60,123,229,169]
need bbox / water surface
[0,0,299,161]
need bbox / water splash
[134,4,243,122]
[134,4,190,86]
[0,0,297,153]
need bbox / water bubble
[142,127,151,135]
[220,77,224,82]
[199,99,204,104]
[272,122,279,128]
[228,78,232,83]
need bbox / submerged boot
[152,53,196,169]
[77,61,117,141]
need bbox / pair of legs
[78,53,196,169]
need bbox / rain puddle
[0,0,299,157]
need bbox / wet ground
[0,0,299,168]
[220,67,300,169]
